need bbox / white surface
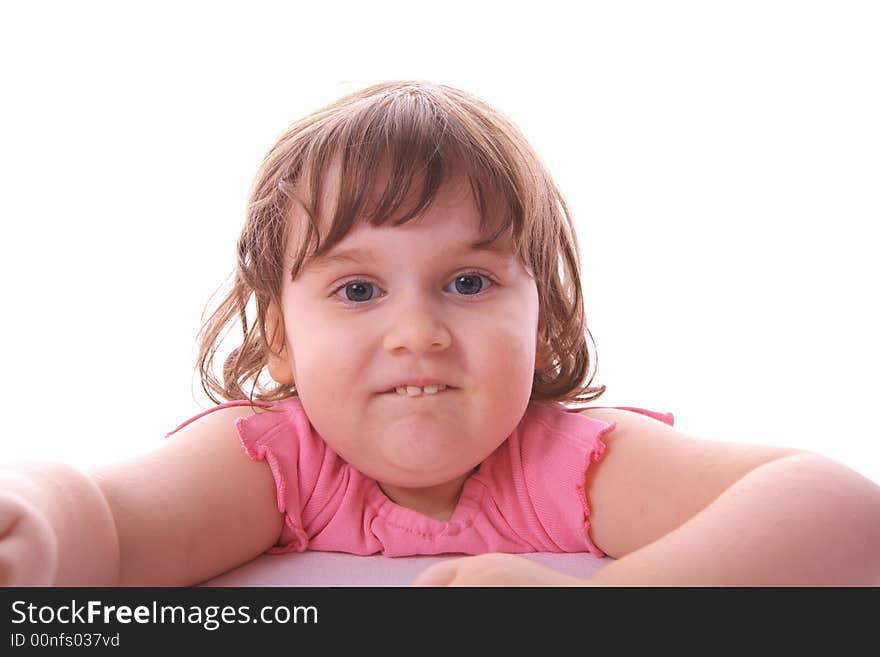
[0,2,877,485]
[201,552,613,587]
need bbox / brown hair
[196,80,605,406]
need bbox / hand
[0,491,59,586]
[412,553,592,587]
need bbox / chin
[359,462,467,488]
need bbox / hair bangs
[283,87,528,278]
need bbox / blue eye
[332,272,495,305]
[446,273,490,296]
[339,281,377,303]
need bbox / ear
[265,302,295,385]
[535,308,554,371]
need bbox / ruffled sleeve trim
[235,399,311,553]
[573,419,614,558]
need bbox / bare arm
[589,452,880,586]
[580,408,880,585]
[91,405,284,586]
[0,462,119,586]
[1,404,284,586]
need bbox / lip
[379,378,457,394]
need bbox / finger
[411,558,462,586]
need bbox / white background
[1,1,877,484]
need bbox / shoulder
[153,401,294,492]
[166,397,311,455]
[577,407,805,558]
[578,406,802,461]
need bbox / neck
[378,471,474,521]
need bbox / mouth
[380,385,458,397]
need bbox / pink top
[166,397,673,559]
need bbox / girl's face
[271,165,542,496]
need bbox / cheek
[287,321,358,400]
[477,297,539,378]
[282,292,351,377]
[463,319,537,394]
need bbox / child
[1,81,878,587]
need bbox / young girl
[2,81,878,587]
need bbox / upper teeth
[395,384,448,396]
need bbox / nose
[382,292,452,356]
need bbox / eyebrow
[302,240,513,273]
